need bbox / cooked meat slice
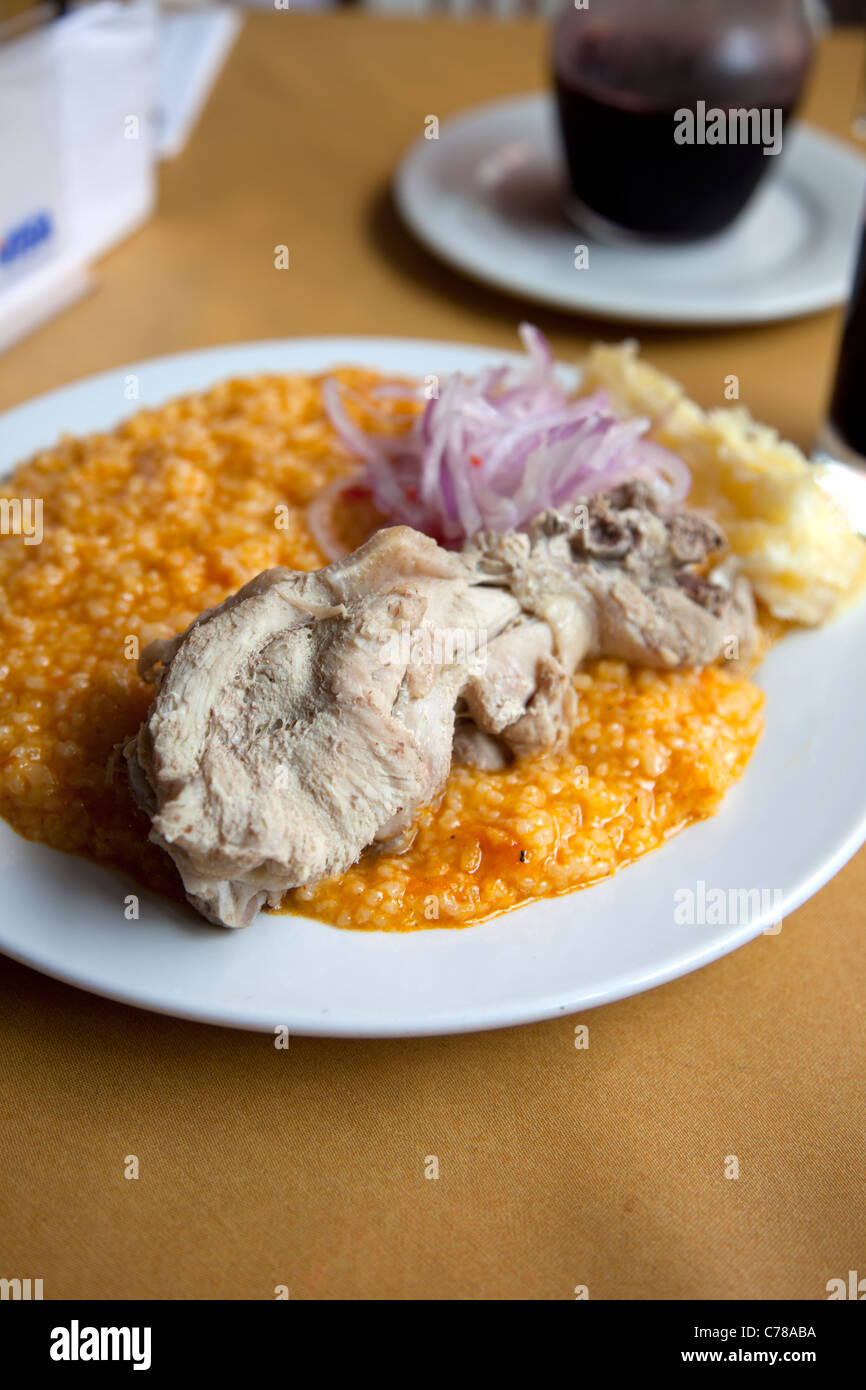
[461,619,555,734]
[125,487,759,927]
[498,655,579,758]
[451,722,511,771]
[465,482,757,671]
[126,527,521,927]
[460,619,577,760]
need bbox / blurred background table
[1,12,865,1300]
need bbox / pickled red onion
[322,325,690,542]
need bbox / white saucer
[394,94,866,326]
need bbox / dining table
[1,11,864,1301]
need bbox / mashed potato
[580,341,866,625]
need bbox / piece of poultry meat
[124,484,756,927]
[125,528,521,927]
[465,481,757,675]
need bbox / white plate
[394,95,866,325]
[1,336,865,1036]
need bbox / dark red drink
[826,220,866,466]
[552,3,813,241]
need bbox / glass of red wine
[551,0,815,242]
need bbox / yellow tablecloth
[1,14,864,1300]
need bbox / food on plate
[0,328,861,931]
[124,484,757,926]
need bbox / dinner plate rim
[393,94,866,326]
[0,817,864,1038]
[1,333,865,1037]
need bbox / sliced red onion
[322,325,691,542]
[305,473,371,562]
